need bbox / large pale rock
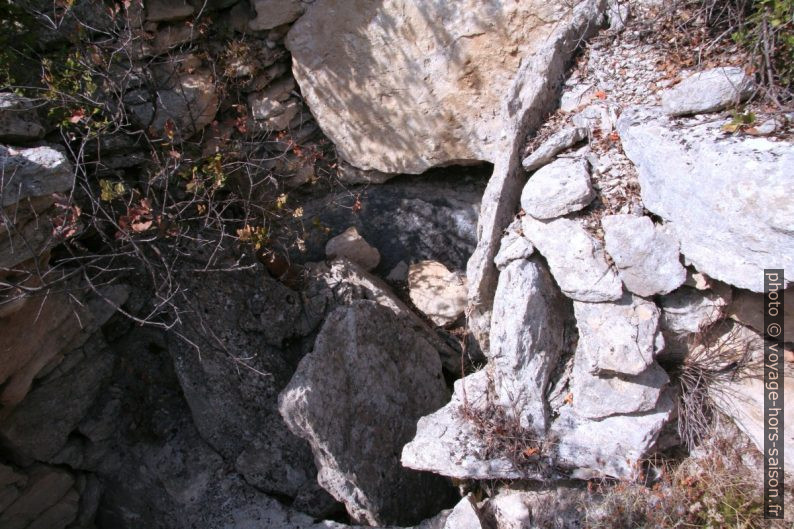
[521,127,588,171]
[661,67,755,117]
[325,227,381,271]
[279,301,454,526]
[401,370,527,480]
[521,216,623,302]
[0,94,46,142]
[728,288,793,343]
[287,0,601,174]
[570,353,668,419]
[550,391,674,479]
[520,157,594,219]
[573,293,663,377]
[483,486,588,529]
[249,0,305,31]
[617,107,793,292]
[463,0,606,351]
[602,214,686,297]
[488,257,571,432]
[408,261,467,326]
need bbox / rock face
[521,216,623,302]
[618,107,793,292]
[520,157,594,219]
[287,0,595,174]
[521,127,588,171]
[279,301,454,526]
[408,261,467,326]
[661,67,755,116]
[602,214,686,297]
[325,226,381,271]
[0,94,46,142]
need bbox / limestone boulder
[287,0,601,174]
[617,107,793,292]
[408,261,467,326]
[520,157,595,219]
[279,301,454,526]
[521,127,588,172]
[602,214,686,297]
[661,67,755,117]
[521,216,623,302]
[573,293,663,377]
[488,257,571,432]
[550,391,674,479]
[325,226,381,271]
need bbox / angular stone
[521,127,588,171]
[249,0,305,31]
[493,219,534,271]
[661,67,755,117]
[520,157,594,219]
[279,301,454,526]
[401,370,525,480]
[0,94,46,142]
[572,103,617,132]
[573,293,663,377]
[325,226,381,271]
[706,324,794,473]
[550,391,674,479]
[570,351,668,419]
[483,486,588,529]
[408,260,467,327]
[602,214,686,297]
[247,76,296,120]
[488,257,571,432]
[618,107,793,292]
[287,0,602,174]
[521,216,623,302]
